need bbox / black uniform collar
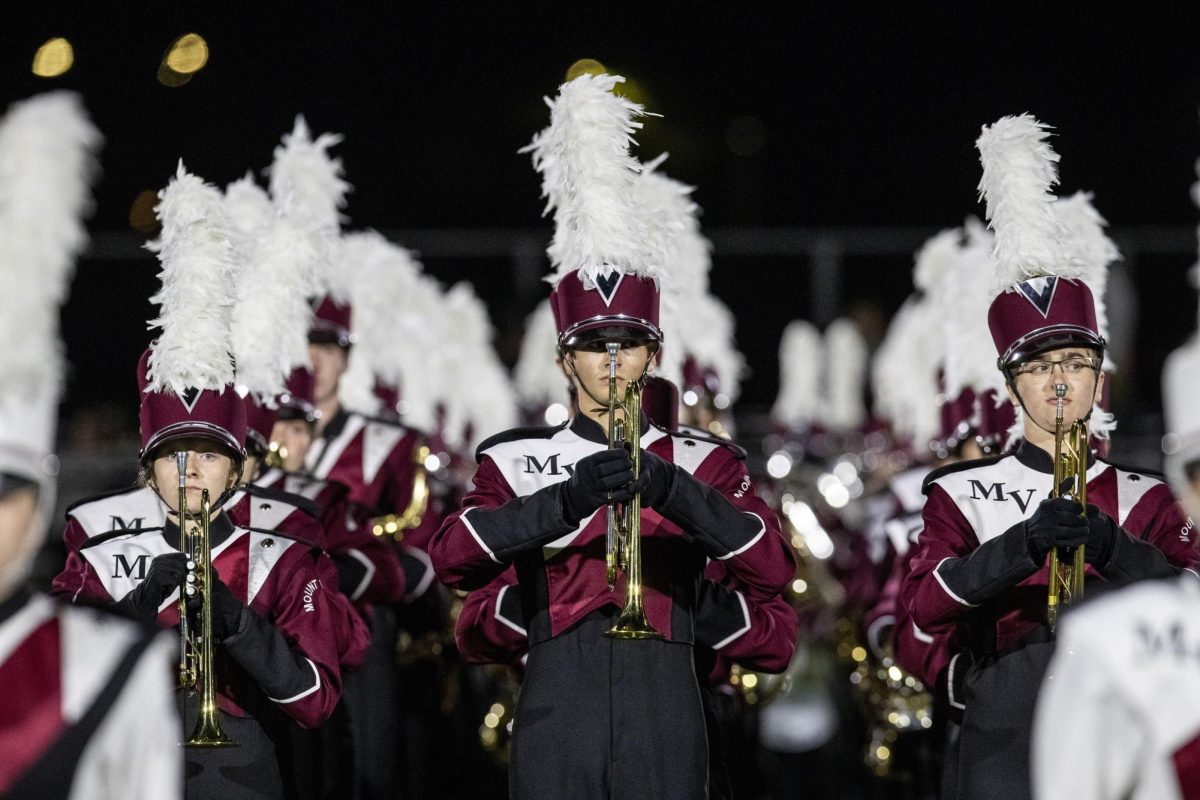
[0,588,32,625]
[570,412,651,446]
[163,510,237,552]
[319,406,351,441]
[1014,439,1096,475]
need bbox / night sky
[3,4,1199,435]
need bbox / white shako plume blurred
[145,162,239,396]
[336,230,427,417]
[819,319,868,433]
[266,115,351,302]
[873,228,961,451]
[772,320,824,429]
[0,91,101,594]
[525,72,659,291]
[514,298,569,419]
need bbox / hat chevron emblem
[178,386,203,414]
[592,270,624,308]
[1016,276,1058,318]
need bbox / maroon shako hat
[549,270,661,347]
[277,367,319,422]
[987,276,1103,369]
[309,295,353,347]
[139,349,247,458]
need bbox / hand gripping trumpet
[176,452,236,748]
[1046,384,1088,633]
[603,342,662,640]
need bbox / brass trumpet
[603,342,662,640]
[176,452,236,748]
[1046,384,1087,633]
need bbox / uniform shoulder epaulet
[475,422,570,463]
[653,421,748,460]
[1097,458,1166,482]
[921,454,1008,495]
[64,483,144,518]
[240,482,322,519]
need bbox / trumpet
[176,452,236,748]
[1046,383,1088,633]
[603,342,662,640]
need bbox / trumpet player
[52,166,343,798]
[430,71,795,799]
[901,115,1199,800]
[0,92,181,800]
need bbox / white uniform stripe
[461,509,501,563]
[345,548,376,602]
[710,590,752,650]
[717,513,766,560]
[270,658,321,704]
[933,557,979,607]
[494,584,527,636]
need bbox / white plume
[514,299,568,408]
[773,321,823,429]
[912,227,961,293]
[674,293,745,403]
[434,283,518,451]
[873,296,941,449]
[976,114,1077,295]
[145,163,238,394]
[944,221,1007,402]
[336,230,428,417]
[229,202,320,401]
[819,319,868,432]
[266,115,350,300]
[223,172,273,254]
[0,91,100,407]
[524,73,658,288]
[1055,191,1119,371]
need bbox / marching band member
[430,71,795,799]
[52,165,343,798]
[901,114,1199,799]
[1027,138,1200,800]
[0,91,181,800]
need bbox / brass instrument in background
[603,342,661,640]
[849,641,934,777]
[1047,383,1088,633]
[176,452,236,748]
[373,444,432,541]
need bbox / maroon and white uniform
[305,409,441,549]
[51,493,343,796]
[238,468,414,604]
[430,415,795,799]
[1033,574,1200,799]
[901,442,1199,798]
[0,592,180,800]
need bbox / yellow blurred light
[129,190,160,233]
[851,646,868,663]
[876,745,891,761]
[166,34,208,74]
[484,713,499,729]
[742,674,758,689]
[33,38,74,78]
[565,58,608,81]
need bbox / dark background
[4,3,1199,446]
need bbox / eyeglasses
[1013,357,1100,378]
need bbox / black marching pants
[509,609,708,800]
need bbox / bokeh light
[32,38,74,78]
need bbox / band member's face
[0,485,40,593]
[150,438,238,515]
[567,343,655,409]
[308,343,348,405]
[269,419,313,472]
[1009,346,1104,433]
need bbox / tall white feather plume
[0,92,100,406]
[819,319,868,432]
[398,274,451,432]
[223,172,273,256]
[772,321,824,429]
[228,189,321,401]
[977,114,1077,295]
[434,283,518,451]
[944,221,1006,402]
[336,230,428,417]
[145,162,238,394]
[266,115,350,300]
[872,299,923,439]
[524,73,658,287]
[514,299,568,408]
